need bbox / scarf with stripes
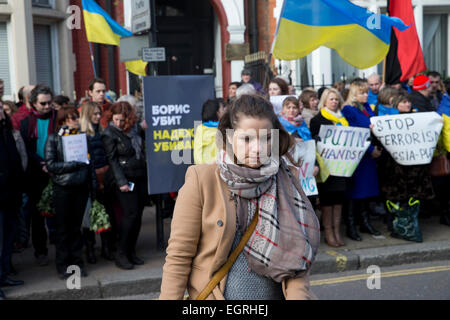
[218,150,320,282]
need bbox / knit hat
[413,74,431,91]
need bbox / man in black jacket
[0,105,25,300]
[19,85,57,266]
[428,71,443,109]
[408,74,434,112]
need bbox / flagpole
[88,42,98,78]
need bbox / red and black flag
[385,0,427,85]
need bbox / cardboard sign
[371,112,444,166]
[270,95,296,115]
[62,134,89,164]
[295,140,318,196]
[317,126,371,177]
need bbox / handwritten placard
[317,126,371,177]
[370,112,444,165]
[296,140,318,196]
[62,134,89,164]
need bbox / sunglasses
[39,101,52,106]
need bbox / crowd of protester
[1,68,450,300]
[0,78,148,299]
[195,69,450,252]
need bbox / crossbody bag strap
[196,203,259,300]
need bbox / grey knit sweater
[223,229,284,300]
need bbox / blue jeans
[0,209,17,282]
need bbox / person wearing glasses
[45,106,95,279]
[19,84,58,267]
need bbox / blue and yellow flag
[82,0,147,76]
[272,0,409,69]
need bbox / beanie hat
[413,74,431,91]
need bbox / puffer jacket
[45,133,93,187]
[101,125,146,189]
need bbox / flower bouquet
[37,180,54,217]
[90,200,112,234]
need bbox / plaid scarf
[58,126,80,137]
[218,150,320,282]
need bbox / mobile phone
[128,182,135,192]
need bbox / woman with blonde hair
[310,88,348,247]
[341,80,382,241]
[80,102,115,263]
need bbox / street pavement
[2,205,450,300]
[310,260,450,300]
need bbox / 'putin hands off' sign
[370,112,444,166]
[317,126,371,177]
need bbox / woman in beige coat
[160,95,320,300]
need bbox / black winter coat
[101,125,146,189]
[0,116,24,210]
[88,124,108,169]
[408,91,434,112]
[45,133,94,188]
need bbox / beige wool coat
[159,164,316,300]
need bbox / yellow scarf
[321,108,349,127]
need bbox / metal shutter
[34,24,54,89]
[0,22,11,96]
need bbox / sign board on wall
[131,0,151,34]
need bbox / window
[34,24,54,89]
[0,22,11,97]
[423,14,448,75]
[32,0,52,8]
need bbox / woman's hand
[140,120,148,130]
[312,166,319,177]
[371,146,382,159]
[120,184,131,193]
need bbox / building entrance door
[155,0,215,76]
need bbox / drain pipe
[250,0,258,53]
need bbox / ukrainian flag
[272,0,409,69]
[82,0,147,76]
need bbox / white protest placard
[62,134,89,164]
[370,112,444,166]
[270,95,296,115]
[295,140,318,196]
[317,126,371,177]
